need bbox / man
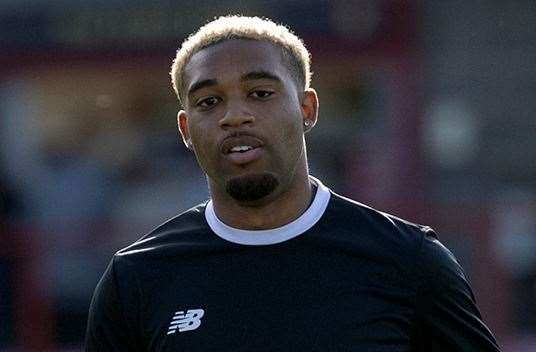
[86,16,500,351]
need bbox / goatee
[226,173,279,202]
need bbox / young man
[86,16,500,351]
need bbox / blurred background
[0,0,535,350]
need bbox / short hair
[170,15,312,105]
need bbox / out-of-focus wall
[0,1,534,350]
[420,2,536,349]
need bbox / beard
[226,173,279,203]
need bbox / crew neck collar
[205,176,331,246]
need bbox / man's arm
[85,257,141,351]
[412,229,501,351]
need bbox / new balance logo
[167,309,204,335]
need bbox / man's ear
[301,88,319,133]
[177,110,193,150]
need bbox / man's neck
[208,171,313,230]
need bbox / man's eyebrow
[187,71,281,97]
[187,78,218,97]
[241,71,282,83]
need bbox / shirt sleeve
[413,228,501,351]
[85,256,142,351]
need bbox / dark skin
[178,39,318,230]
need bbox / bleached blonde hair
[170,15,312,105]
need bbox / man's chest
[136,249,416,351]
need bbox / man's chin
[225,173,279,204]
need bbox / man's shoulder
[114,202,216,261]
[323,191,436,250]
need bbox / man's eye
[197,96,220,108]
[250,90,274,99]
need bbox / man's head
[172,16,318,205]
[171,15,312,106]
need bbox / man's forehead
[183,39,287,84]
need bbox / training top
[85,177,500,351]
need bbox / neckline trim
[205,176,331,246]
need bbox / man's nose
[218,103,255,128]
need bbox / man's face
[178,39,317,203]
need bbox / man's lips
[220,134,264,154]
[225,147,264,165]
[219,134,265,165]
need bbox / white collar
[205,176,331,246]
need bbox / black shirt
[86,178,500,351]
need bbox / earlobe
[303,119,312,132]
[177,110,193,150]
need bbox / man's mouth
[220,134,264,165]
[221,134,264,154]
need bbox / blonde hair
[170,15,311,105]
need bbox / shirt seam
[111,255,143,349]
[410,227,429,348]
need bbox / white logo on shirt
[167,309,205,334]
